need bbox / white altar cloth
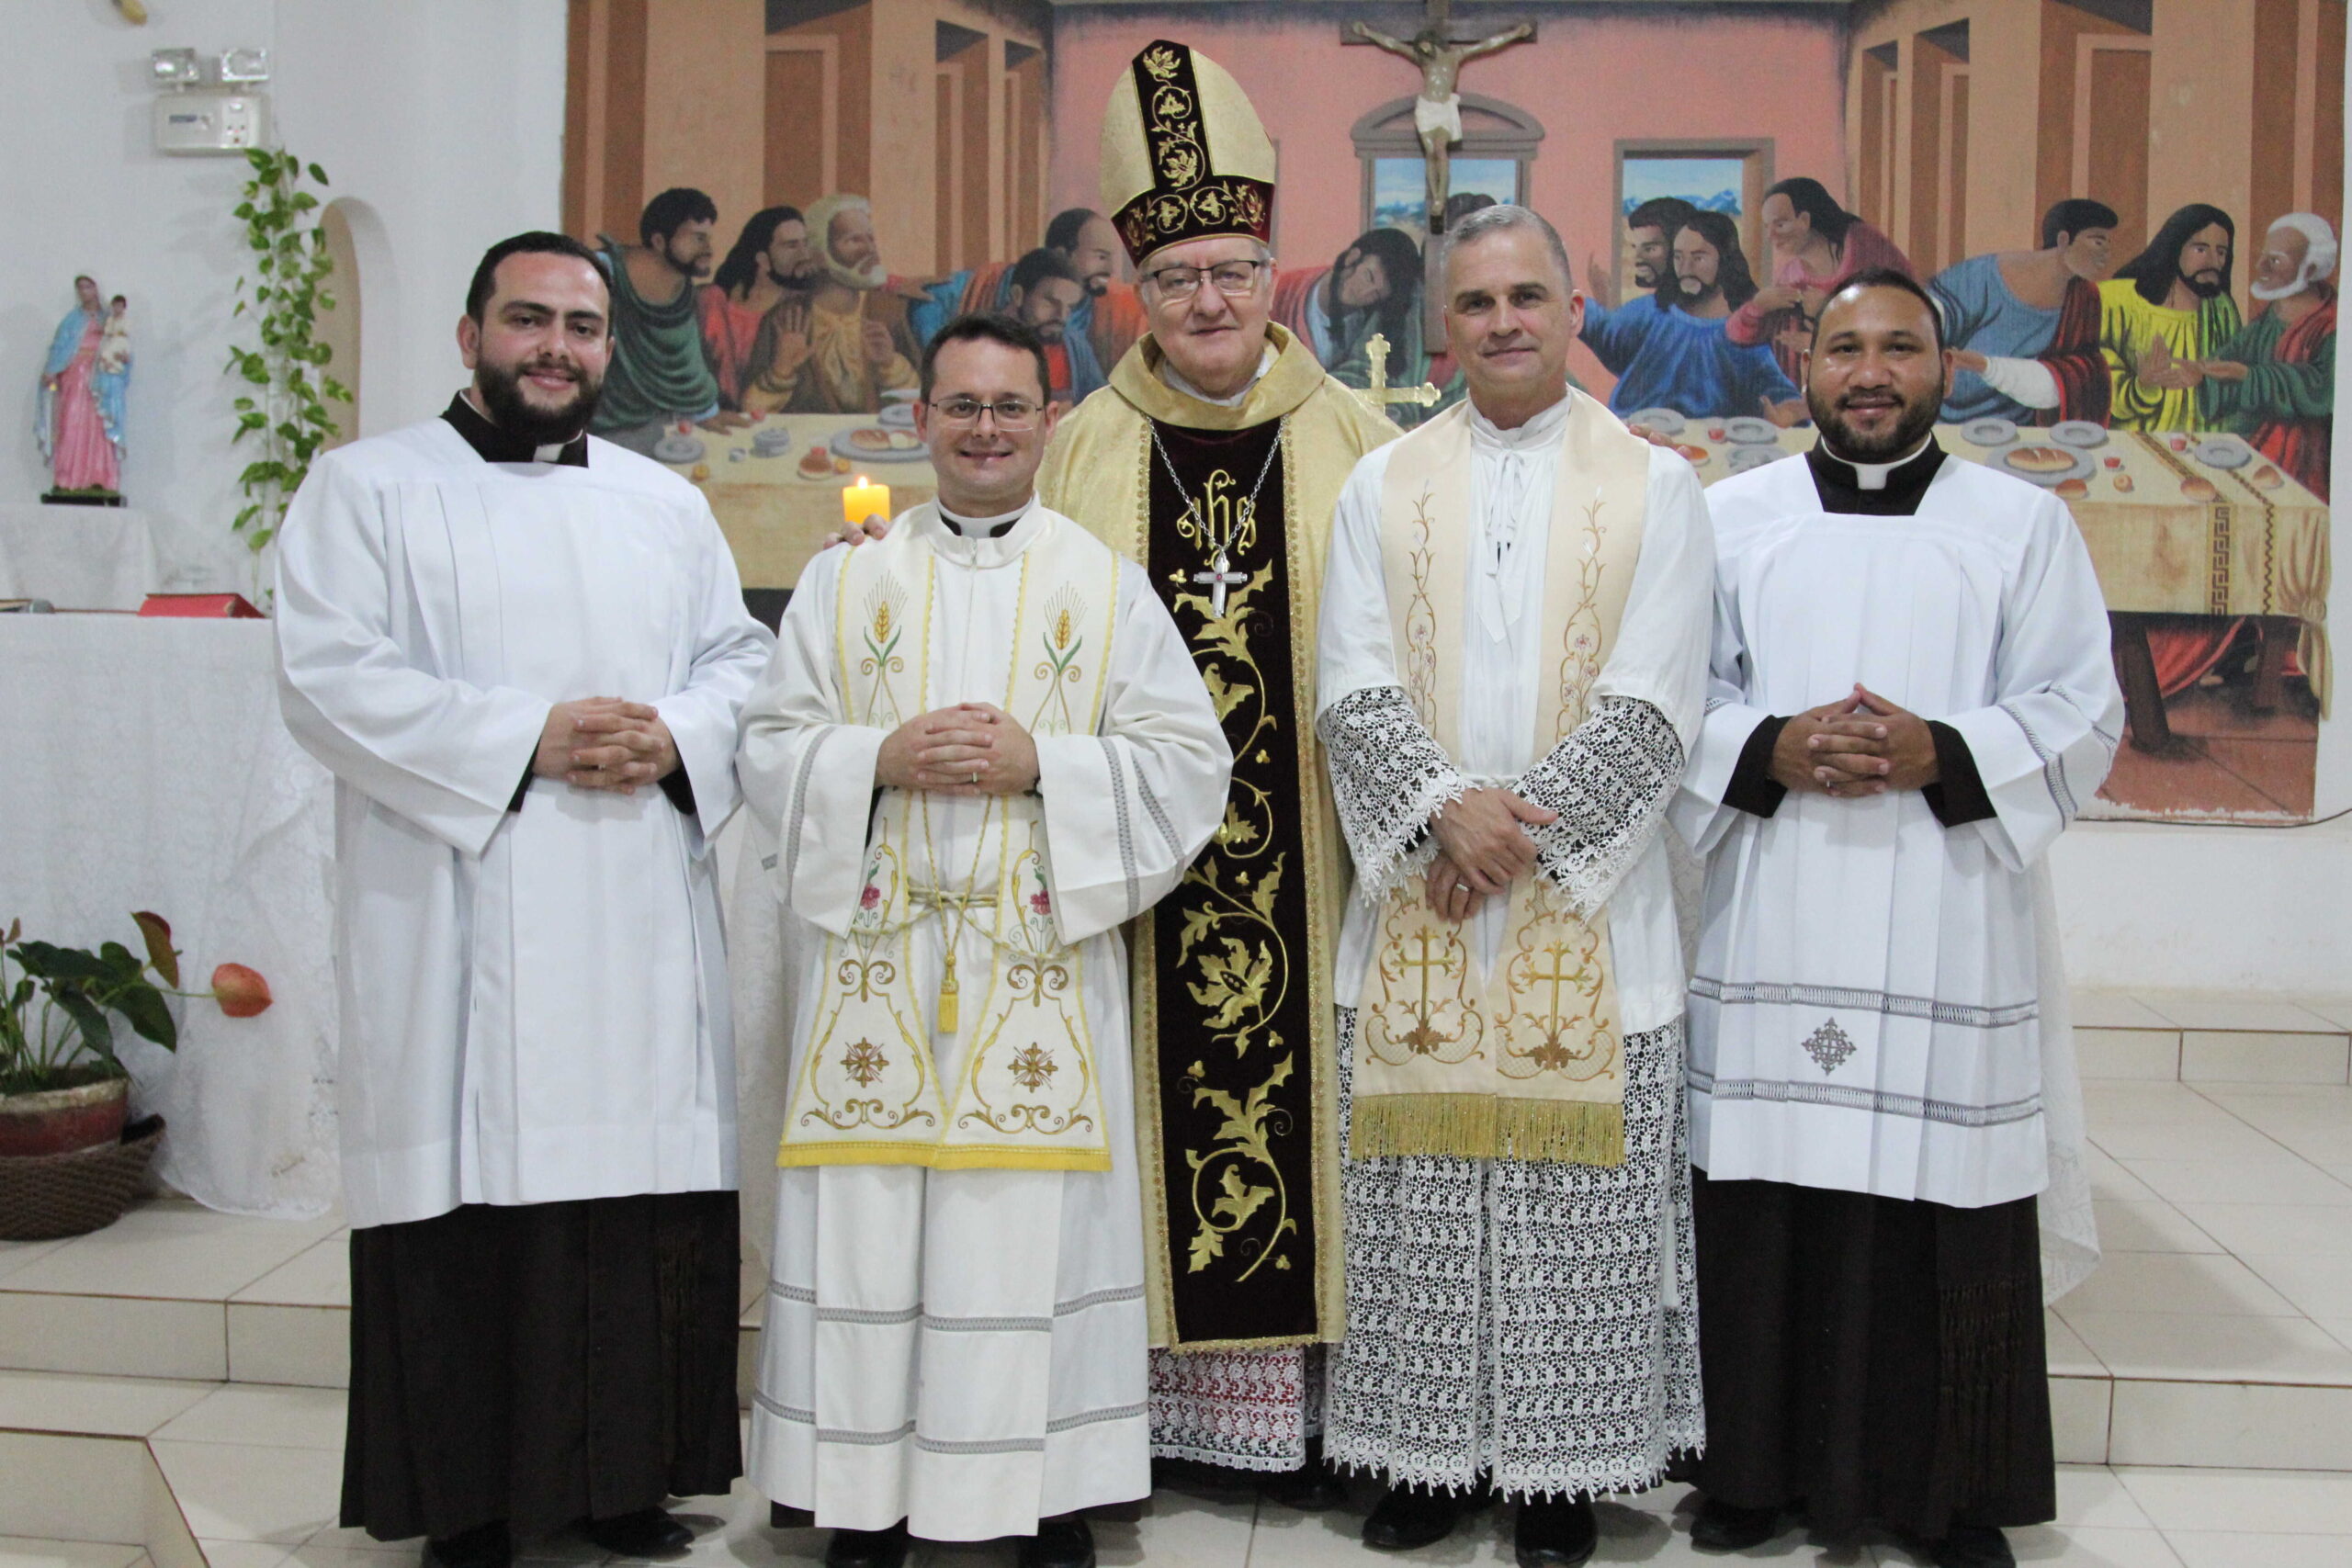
[0,617,337,1218]
[0,503,159,610]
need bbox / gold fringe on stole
[1350,1094,1626,1166]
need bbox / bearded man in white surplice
[737,313,1230,1568]
[1670,273,2120,1568]
[1315,205,1716,1568]
[276,233,775,1568]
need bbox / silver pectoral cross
[1193,552,1250,615]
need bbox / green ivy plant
[226,148,350,558]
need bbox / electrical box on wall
[153,89,270,154]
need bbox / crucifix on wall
[1349,1,1534,235]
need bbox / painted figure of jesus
[1351,1,1532,231]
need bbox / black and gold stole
[1140,415,1324,1347]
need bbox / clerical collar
[939,501,1026,538]
[440,392,589,468]
[1805,434,1945,516]
[1467,390,1573,452]
[1159,344,1276,408]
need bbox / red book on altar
[138,592,263,618]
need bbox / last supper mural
[559,0,2346,824]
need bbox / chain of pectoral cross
[1149,417,1285,616]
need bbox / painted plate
[1962,417,2019,448]
[1726,445,1789,475]
[1723,416,1781,446]
[1628,408,1687,437]
[831,427,929,462]
[651,434,707,466]
[2191,436,2253,469]
[876,402,919,430]
[2049,420,2109,449]
[1997,444,2093,487]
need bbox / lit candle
[842,475,890,528]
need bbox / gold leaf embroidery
[1201,664,1254,720]
[1186,936,1272,1032]
[1182,1054,1298,1280]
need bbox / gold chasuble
[1037,326,1397,1348]
[775,521,1123,1171]
[1352,393,1653,1165]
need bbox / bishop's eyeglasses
[1140,259,1269,300]
[927,397,1043,430]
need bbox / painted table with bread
[650,403,938,593]
[1634,410,2332,754]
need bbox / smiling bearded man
[277,232,774,1568]
[1031,39,1401,1499]
[1671,272,2120,1568]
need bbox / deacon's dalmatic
[738,495,1229,1540]
[1035,37,1399,1477]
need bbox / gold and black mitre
[1099,39,1276,266]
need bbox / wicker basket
[0,1116,164,1240]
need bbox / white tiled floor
[16,1385,2341,1568]
[3,997,2350,1566]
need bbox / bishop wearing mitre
[738,312,1230,1568]
[1034,38,1400,1491]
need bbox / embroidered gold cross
[1358,332,1441,421]
[1396,928,1459,1052]
[1524,942,1587,1025]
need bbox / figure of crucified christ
[1351,3,1533,231]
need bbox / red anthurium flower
[210,963,274,1018]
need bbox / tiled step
[2074,991,2352,1084]
[5,1059,2347,1476]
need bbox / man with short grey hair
[1317,202,1715,1567]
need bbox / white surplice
[1318,399,1715,1022]
[1313,398,1718,1497]
[1668,450,2120,1297]
[275,419,774,1230]
[737,501,1229,1540]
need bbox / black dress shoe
[1927,1526,2016,1568]
[1014,1516,1095,1568]
[1514,1495,1597,1568]
[824,1523,910,1568]
[1690,1496,1781,1551]
[426,1521,512,1568]
[582,1508,695,1558]
[1363,1483,1480,1551]
[1261,1462,1350,1511]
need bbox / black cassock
[1681,442,2055,1542]
[341,1191,743,1542]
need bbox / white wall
[2052,817,2352,995]
[0,0,567,590]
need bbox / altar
[0,502,159,610]
[0,615,339,1218]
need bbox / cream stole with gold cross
[1351,392,1653,1165]
[777,513,1125,1171]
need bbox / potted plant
[0,912,271,1238]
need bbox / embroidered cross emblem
[1397,930,1458,1054]
[842,1039,889,1087]
[1802,1019,1855,1075]
[1008,1043,1058,1091]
